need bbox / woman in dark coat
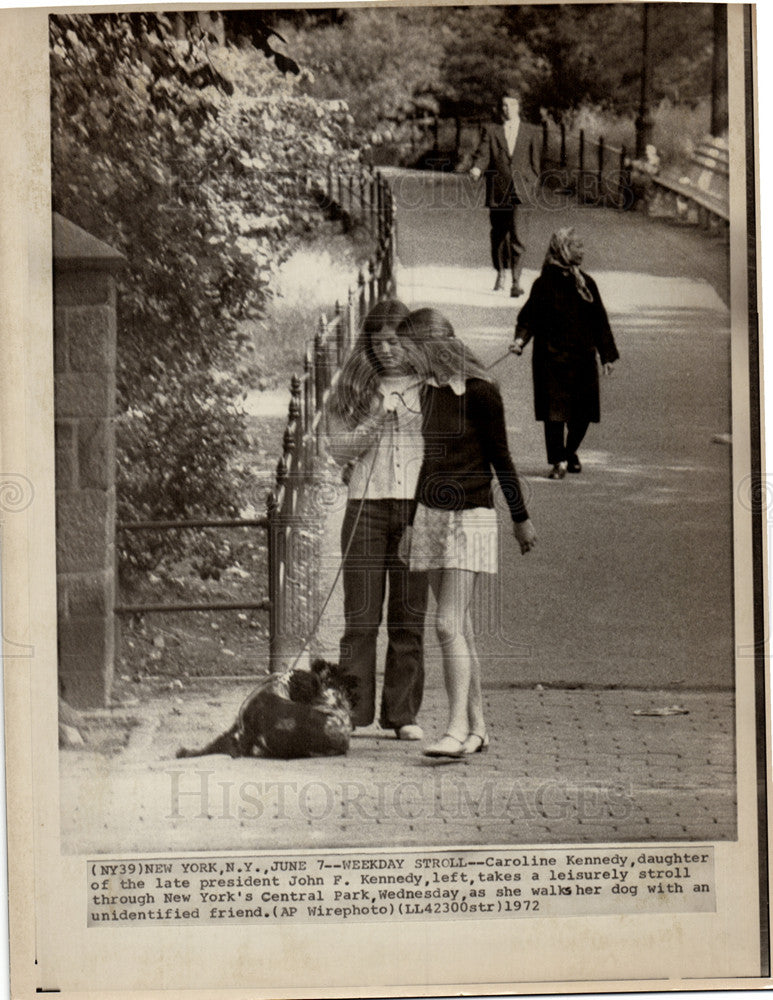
[511,228,619,478]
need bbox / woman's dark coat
[515,265,619,424]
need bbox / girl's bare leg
[429,568,478,742]
[464,604,486,737]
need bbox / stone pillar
[53,213,124,708]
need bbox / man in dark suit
[470,93,540,297]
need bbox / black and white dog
[176,659,358,760]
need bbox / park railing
[411,114,633,209]
[538,120,632,210]
[266,165,396,669]
[114,165,395,674]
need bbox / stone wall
[53,214,124,708]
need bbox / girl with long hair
[325,299,429,740]
[398,308,537,757]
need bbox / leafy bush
[50,14,360,580]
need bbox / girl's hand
[602,362,615,376]
[514,518,537,554]
[510,338,525,356]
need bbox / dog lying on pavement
[176,659,358,759]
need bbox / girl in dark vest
[399,309,537,757]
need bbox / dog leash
[285,421,387,673]
[486,348,515,370]
[285,347,515,673]
[390,347,516,412]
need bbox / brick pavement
[60,685,735,854]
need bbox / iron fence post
[376,174,384,244]
[347,287,357,351]
[314,317,327,413]
[290,375,303,470]
[618,145,630,210]
[335,300,345,365]
[357,269,366,319]
[303,350,313,433]
[368,258,376,309]
[597,136,605,205]
[266,488,280,671]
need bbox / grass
[243,216,375,389]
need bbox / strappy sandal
[461,732,490,755]
[423,734,466,758]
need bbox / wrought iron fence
[267,166,396,668]
[538,120,632,210]
[114,166,396,674]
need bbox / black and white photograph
[0,1,768,995]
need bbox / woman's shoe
[548,462,567,480]
[461,732,490,755]
[396,724,424,741]
[423,734,466,758]
[566,454,582,473]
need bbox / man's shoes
[396,724,424,741]
[510,282,524,298]
[566,454,582,473]
[493,271,505,292]
[548,462,567,480]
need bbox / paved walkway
[60,170,736,854]
[315,170,733,691]
[61,683,734,853]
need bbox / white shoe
[423,733,465,757]
[397,724,424,741]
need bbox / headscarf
[543,228,594,303]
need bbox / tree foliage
[281,3,716,133]
[505,3,714,119]
[50,13,358,578]
[283,8,444,135]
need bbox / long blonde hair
[396,308,492,387]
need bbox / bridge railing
[266,165,396,669]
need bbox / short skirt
[409,503,499,574]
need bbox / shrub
[50,14,360,580]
